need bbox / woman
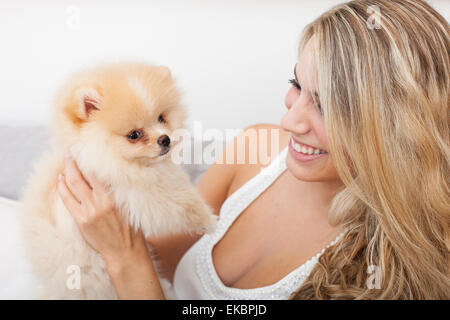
[57,0,449,299]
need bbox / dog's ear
[74,86,103,120]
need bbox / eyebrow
[294,63,319,98]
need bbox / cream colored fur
[19,63,216,299]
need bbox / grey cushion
[0,126,219,200]
[0,126,51,200]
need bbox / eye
[158,114,165,123]
[126,129,144,142]
[288,79,301,91]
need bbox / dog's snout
[157,135,170,147]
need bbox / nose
[157,135,171,147]
[284,86,297,110]
[281,91,312,135]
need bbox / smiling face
[281,37,340,183]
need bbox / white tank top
[164,146,346,299]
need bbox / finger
[116,209,135,236]
[130,224,144,239]
[123,215,145,245]
[57,175,83,221]
[83,171,111,196]
[64,156,93,203]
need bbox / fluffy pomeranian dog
[19,62,217,299]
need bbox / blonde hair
[291,0,449,299]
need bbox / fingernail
[65,151,71,159]
[58,174,64,181]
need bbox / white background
[0,0,448,132]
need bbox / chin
[286,152,337,182]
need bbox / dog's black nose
[157,135,170,147]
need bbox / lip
[288,137,327,162]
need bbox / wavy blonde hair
[291,0,449,299]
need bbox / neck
[309,179,344,206]
[287,172,345,222]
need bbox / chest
[211,169,337,289]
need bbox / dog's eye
[158,114,165,123]
[127,130,144,141]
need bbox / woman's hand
[56,154,165,299]
[57,154,144,264]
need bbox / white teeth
[291,137,325,155]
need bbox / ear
[74,87,103,120]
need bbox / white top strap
[170,146,347,300]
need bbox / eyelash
[288,78,301,91]
[288,78,322,114]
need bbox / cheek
[112,135,158,159]
[311,117,329,151]
[319,134,329,151]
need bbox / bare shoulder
[144,123,289,283]
[196,122,290,211]
[226,123,290,197]
[242,123,290,163]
